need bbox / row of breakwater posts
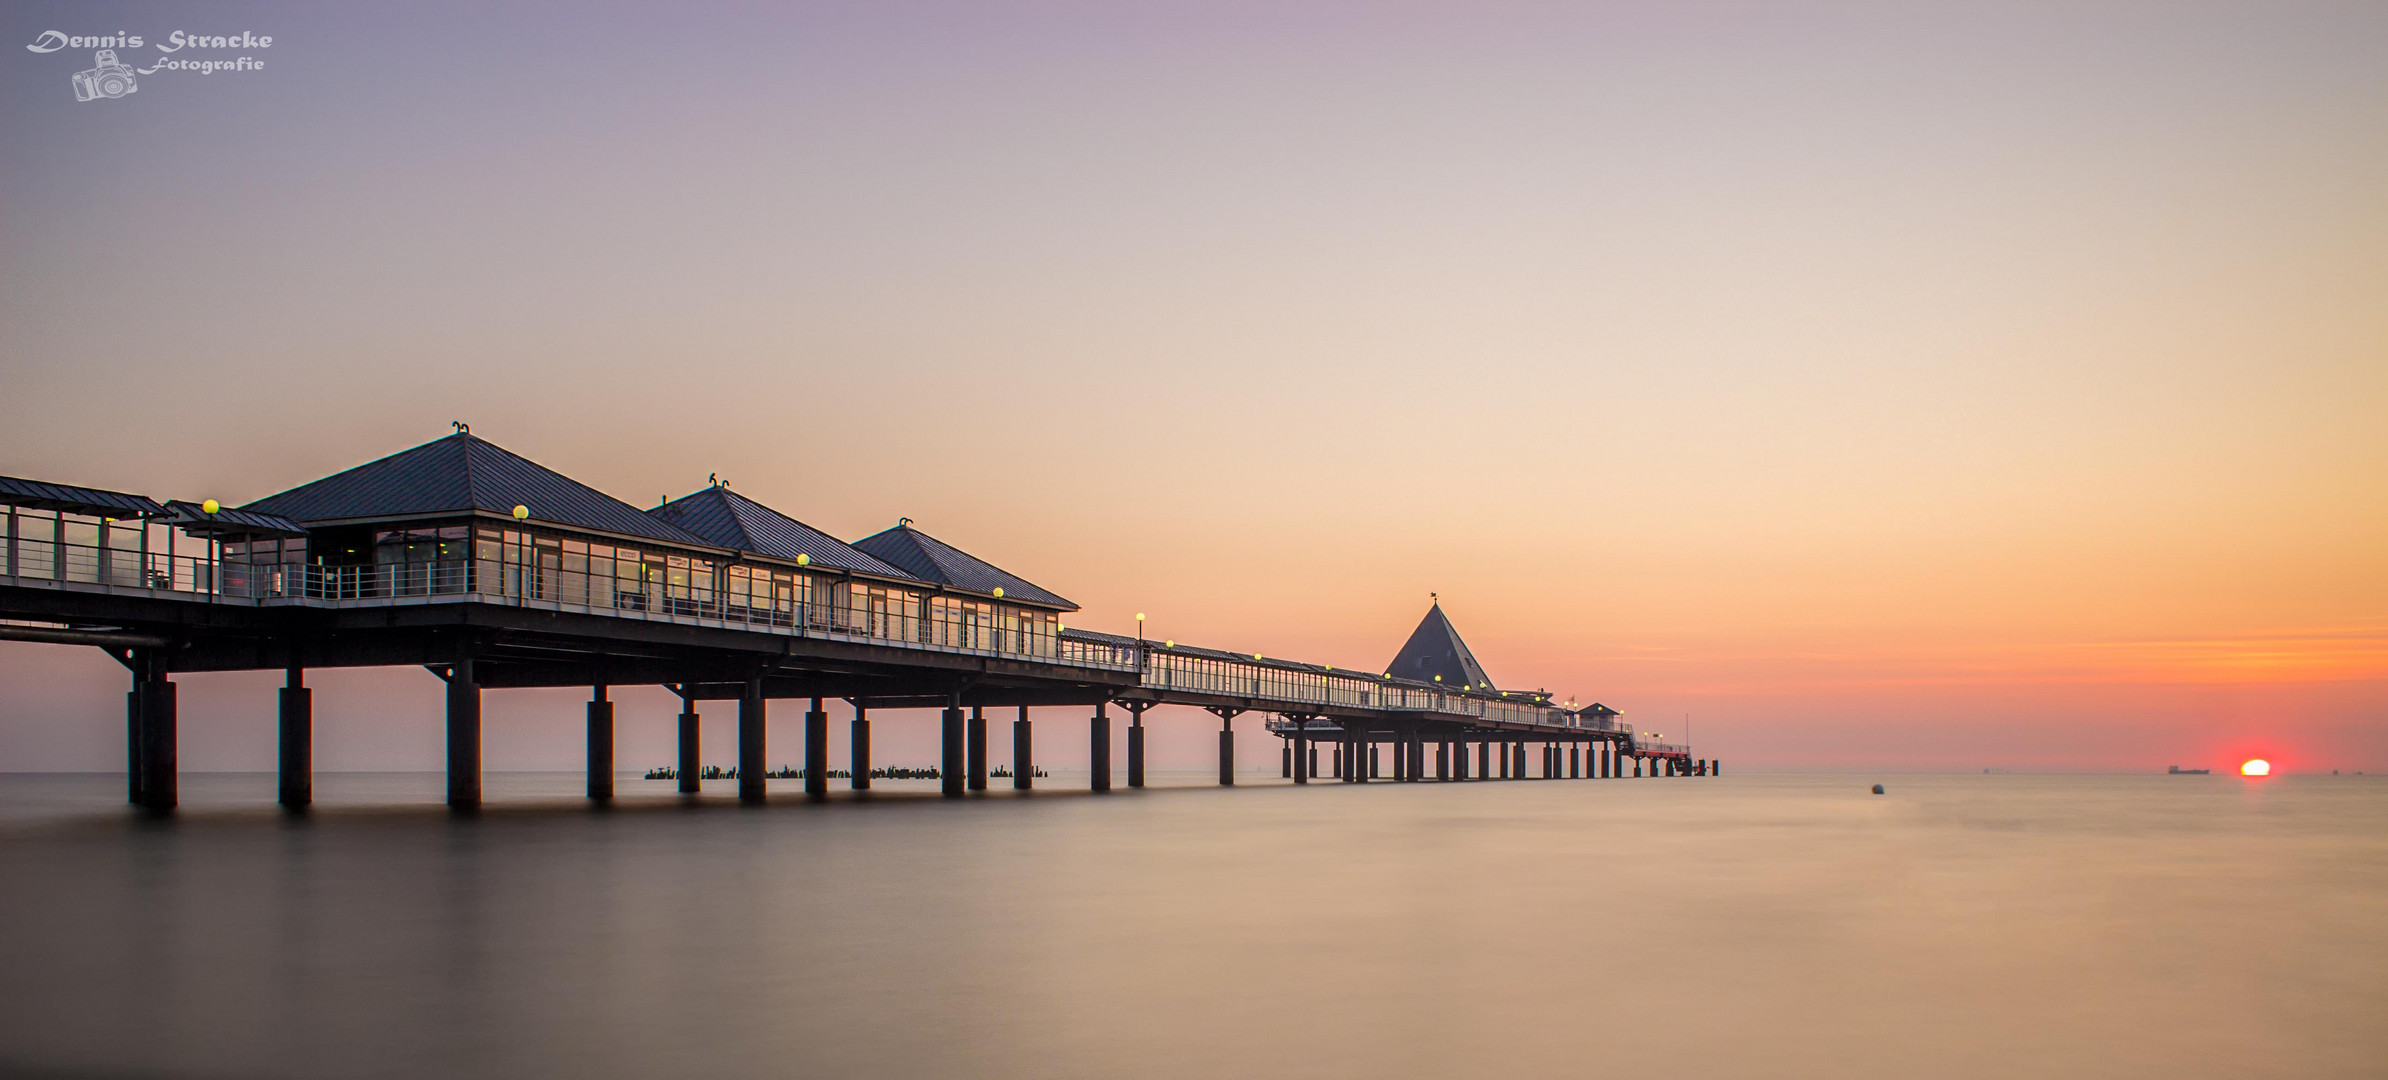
[0,430,1710,815]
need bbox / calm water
[0,771,2381,1079]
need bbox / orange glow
[2240,759,2271,777]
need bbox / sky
[2,0,2383,774]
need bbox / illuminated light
[795,553,810,566]
[1164,640,1173,648]
[992,587,1004,598]
[511,505,529,520]
[1254,653,1262,660]
[200,499,220,515]
[1433,675,1442,682]
[1136,612,1146,622]
[2241,759,2271,777]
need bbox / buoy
[1871,784,1885,795]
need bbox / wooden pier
[0,432,1708,813]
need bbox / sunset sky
[3,0,2382,773]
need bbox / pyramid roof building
[851,522,1075,610]
[650,485,908,577]
[1385,600,1495,689]
[242,432,709,547]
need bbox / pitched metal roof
[851,523,1076,610]
[0,476,169,519]
[650,486,909,577]
[240,433,710,547]
[1385,601,1496,690]
[160,500,307,539]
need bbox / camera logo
[72,49,137,101]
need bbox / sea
[0,770,2380,1079]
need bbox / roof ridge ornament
[451,421,469,435]
[899,516,913,526]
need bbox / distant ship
[2167,765,2210,775]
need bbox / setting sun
[2240,759,2272,777]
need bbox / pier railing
[1136,645,1627,732]
[0,538,1136,673]
[4,533,1618,731]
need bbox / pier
[0,432,1709,814]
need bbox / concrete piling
[134,652,177,815]
[677,699,701,795]
[584,681,611,803]
[967,705,987,792]
[447,657,480,810]
[1091,702,1111,792]
[1127,707,1146,789]
[850,705,871,791]
[1013,706,1033,790]
[940,705,965,797]
[738,677,767,804]
[281,663,314,810]
[805,698,828,799]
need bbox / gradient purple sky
[3,1,2383,774]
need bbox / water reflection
[0,773,2381,1079]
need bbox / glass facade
[0,504,1074,663]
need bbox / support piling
[280,661,313,810]
[585,680,612,803]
